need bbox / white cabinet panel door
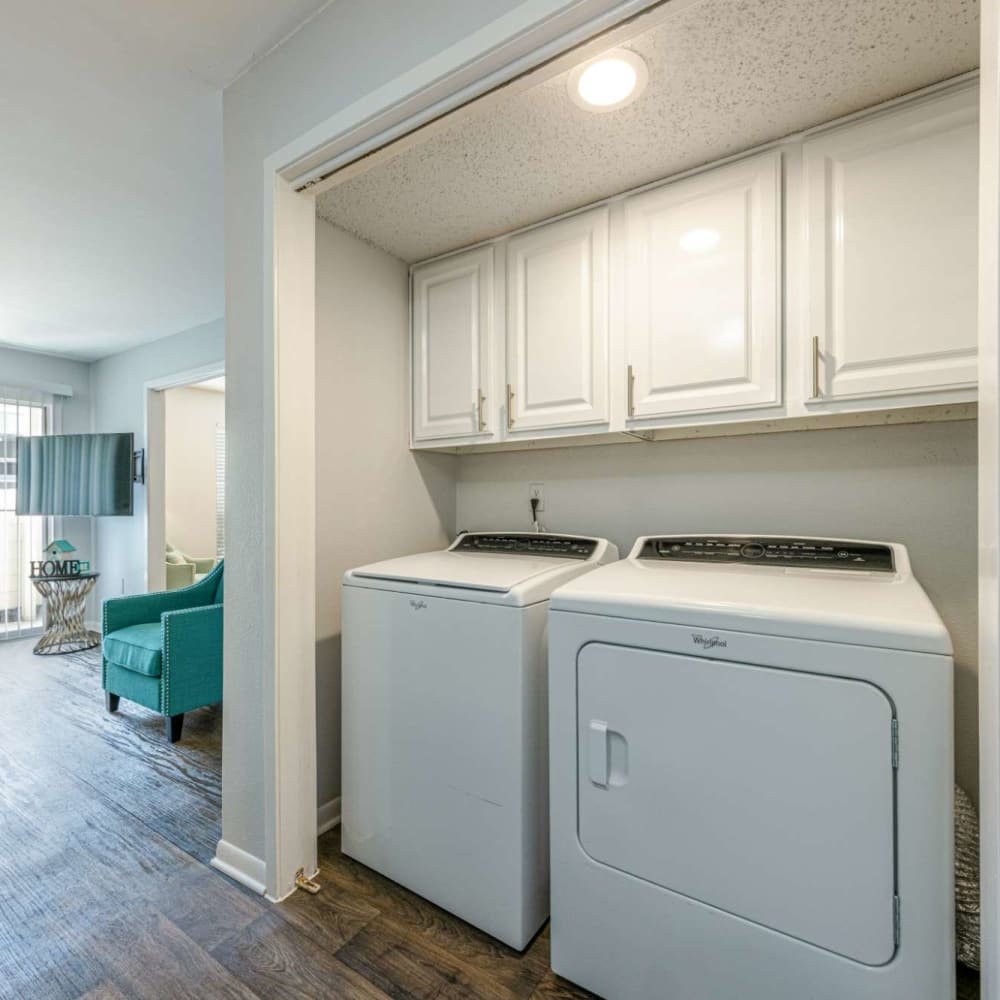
[506,208,609,432]
[412,247,493,442]
[804,88,978,401]
[625,151,780,419]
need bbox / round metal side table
[29,572,101,655]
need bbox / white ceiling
[0,0,330,361]
[316,0,979,263]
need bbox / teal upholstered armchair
[102,561,224,743]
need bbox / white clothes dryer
[548,534,954,999]
[342,531,618,949]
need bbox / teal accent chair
[102,561,224,743]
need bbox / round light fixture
[568,49,648,113]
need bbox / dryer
[548,534,954,1000]
[342,531,618,949]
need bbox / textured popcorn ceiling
[315,0,979,264]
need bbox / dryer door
[577,643,896,966]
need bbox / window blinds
[0,388,50,639]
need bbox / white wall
[456,419,979,799]
[91,319,224,607]
[223,0,555,867]
[165,386,225,559]
[0,345,96,609]
[314,219,455,812]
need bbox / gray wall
[91,320,224,608]
[455,419,979,800]
[314,219,455,811]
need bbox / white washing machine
[342,530,618,949]
[548,534,954,1000]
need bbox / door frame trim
[979,1,1000,996]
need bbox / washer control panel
[638,536,895,572]
[453,533,598,559]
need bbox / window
[0,394,49,638]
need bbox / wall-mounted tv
[16,433,134,517]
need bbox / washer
[342,530,618,949]
[548,534,954,1000]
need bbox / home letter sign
[31,560,82,578]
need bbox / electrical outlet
[528,482,545,512]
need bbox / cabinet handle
[627,365,636,418]
[811,336,821,399]
[507,383,515,429]
[476,388,486,432]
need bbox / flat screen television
[15,433,134,516]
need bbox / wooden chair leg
[105,692,120,713]
[166,714,184,743]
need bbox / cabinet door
[505,208,609,432]
[803,88,978,401]
[625,151,780,420]
[411,248,494,442]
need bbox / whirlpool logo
[409,599,428,611]
[692,633,727,650]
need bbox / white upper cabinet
[505,207,610,432]
[624,151,781,420]
[803,87,978,403]
[408,84,977,451]
[411,247,494,442]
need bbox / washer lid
[345,532,616,606]
[550,534,951,655]
[349,550,577,591]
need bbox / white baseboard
[208,807,338,898]
[211,839,266,895]
[318,796,342,835]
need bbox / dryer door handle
[588,720,610,787]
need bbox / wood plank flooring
[0,637,980,999]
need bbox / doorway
[145,363,225,594]
[162,378,225,590]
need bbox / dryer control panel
[453,533,598,559]
[638,536,895,572]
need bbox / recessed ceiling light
[568,49,648,113]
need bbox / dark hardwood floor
[0,638,590,1000]
[0,636,980,999]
